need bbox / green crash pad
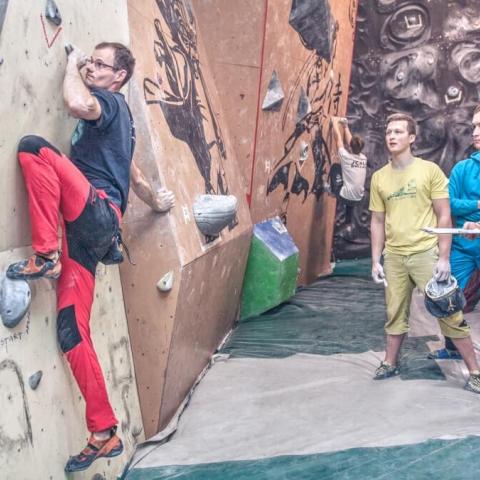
[240,217,299,320]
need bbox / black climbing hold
[262,71,285,111]
[91,474,105,480]
[28,371,43,390]
[193,195,238,237]
[45,0,62,26]
[289,0,335,61]
[296,87,311,123]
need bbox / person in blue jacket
[429,106,480,359]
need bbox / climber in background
[331,116,367,225]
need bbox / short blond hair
[386,113,417,135]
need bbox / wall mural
[267,0,342,223]
[335,0,480,259]
[143,0,230,196]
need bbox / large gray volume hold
[193,195,238,237]
[0,273,31,328]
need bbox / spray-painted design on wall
[108,336,141,436]
[0,359,33,451]
[335,0,480,258]
[267,0,341,220]
[143,0,229,195]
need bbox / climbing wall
[123,0,252,437]
[336,0,480,259]
[0,1,143,479]
[194,0,359,284]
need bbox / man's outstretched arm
[130,161,175,212]
[63,47,101,120]
[331,117,345,151]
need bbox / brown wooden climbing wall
[194,0,359,284]
[124,0,252,437]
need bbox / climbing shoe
[6,253,61,280]
[427,348,462,360]
[64,427,123,473]
[465,373,480,394]
[373,361,399,380]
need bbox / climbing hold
[0,0,9,38]
[91,474,105,480]
[262,71,285,111]
[296,87,311,123]
[28,371,43,390]
[45,0,62,26]
[0,273,31,328]
[193,195,238,237]
[289,0,335,61]
[299,141,309,165]
[157,271,174,292]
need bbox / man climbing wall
[6,41,174,472]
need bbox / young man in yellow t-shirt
[369,112,480,393]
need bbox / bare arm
[332,117,345,150]
[130,161,175,212]
[432,198,452,280]
[63,48,101,120]
[370,211,387,284]
[344,123,353,147]
[371,211,386,264]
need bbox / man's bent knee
[438,311,470,339]
[18,135,61,156]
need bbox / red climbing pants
[17,135,119,433]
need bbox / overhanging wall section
[124,0,252,437]
[193,0,359,285]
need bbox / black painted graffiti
[335,0,480,259]
[109,336,134,435]
[0,315,30,353]
[120,385,131,434]
[348,0,357,29]
[109,336,133,388]
[0,359,33,451]
[267,2,341,217]
[144,0,229,195]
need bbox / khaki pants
[383,247,469,338]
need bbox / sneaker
[465,373,480,394]
[64,427,123,473]
[6,253,61,280]
[427,348,462,360]
[373,361,399,380]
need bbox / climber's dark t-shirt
[70,88,135,214]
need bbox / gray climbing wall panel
[335,0,480,259]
